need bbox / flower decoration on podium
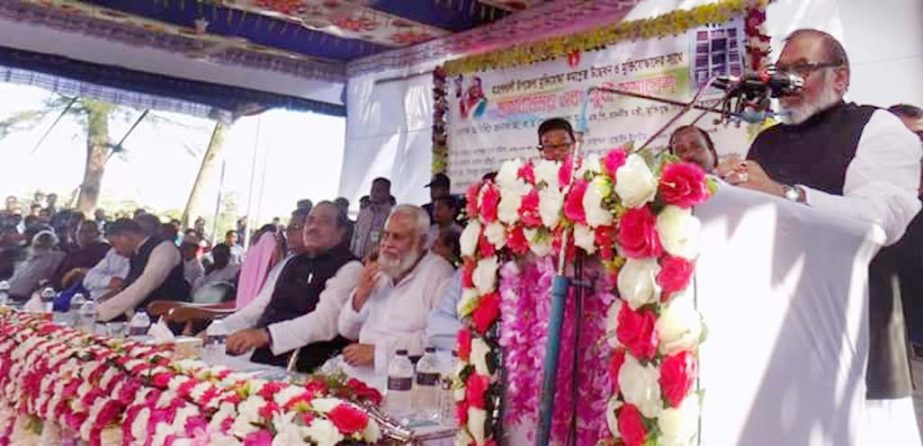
[453,147,716,446]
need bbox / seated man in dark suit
[221,201,362,372]
[96,218,190,321]
[50,219,110,290]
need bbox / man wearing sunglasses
[719,29,922,442]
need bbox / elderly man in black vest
[721,29,922,440]
[97,218,190,321]
[220,201,362,372]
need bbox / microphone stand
[534,77,744,446]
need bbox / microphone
[713,70,805,98]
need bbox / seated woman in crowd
[668,125,718,173]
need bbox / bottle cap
[395,349,408,356]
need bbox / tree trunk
[182,121,229,229]
[76,101,113,215]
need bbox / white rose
[131,408,151,440]
[606,397,623,438]
[457,287,480,317]
[100,427,122,446]
[615,154,657,208]
[472,256,499,295]
[172,404,199,432]
[208,403,237,433]
[310,397,341,414]
[534,159,561,190]
[584,176,613,228]
[606,300,622,348]
[617,258,662,310]
[656,206,701,259]
[577,153,602,177]
[362,418,381,443]
[497,186,524,225]
[272,412,312,446]
[304,418,344,446]
[470,337,491,376]
[539,189,564,228]
[524,228,553,257]
[656,293,703,356]
[274,385,308,407]
[495,159,523,188]
[658,395,700,446]
[460,221,481,258]
[618,355,662,418]
[467,407,487,445]
[483,222,507,250]
[573,224,597,255]
[231,396,265,437]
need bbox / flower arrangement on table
[0,312,382,446]
[452,147,716,446]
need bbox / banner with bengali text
[446,19,751,193]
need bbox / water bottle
[0,280,9,307]
[128,310,151,338]
[439,350,460,422]
[77,297,97,333]
[66,293,87,327]
[39,287,55,313]
[204,319,230,362]
[385,349,415,417]
[414,347,441,419]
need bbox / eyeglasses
[774,61,842,78]
[537,142,573,152]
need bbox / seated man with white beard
[337,204,454,380]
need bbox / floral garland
[432,66,449,174]
[453,148,716,445]
[744,1,772,71]
[0,312,382,446]
[443,0,769,75]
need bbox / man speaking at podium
[719,29,922,441]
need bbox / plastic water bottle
[65,293,87,327]
[0,280,9,307]
[414,347,441,418]
[385,349,415,417]
[439,350,460,422]
[128,310,151,338]
[77,297,97,333]
[39,287,55,313]
[204,319,230,362]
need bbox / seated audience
[426,196,462,248]
[350,178,393,259]
[431,228,461,267]
[9,230,65,300]
[50,220,110,289]
[338,205,454,374]
[221,230,245,264]
[424,270,462,351]
[334,197,354,243]
[160,222,180,245]
[180,234,205,290]
[668,125,719,173]
[422,173,452,221]
[221,202,361,372]
[192,243,240,296]
[96,219,190,321]
[82,244,130,300]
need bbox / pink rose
[603,148,628,177]
[471,292,501,334]
[478,234,496,258]
[507,226,530,256]
[659,351,697,408]
[457,327,472,361]
[564,179,589,224]
[558,155,575,189]
[595,225,616,260]
[461,258,476,289]
[479,183,501,223]
[466,182,481,220]
[518,189,541,228]
[609,349,626,395]
[518,161,536,184]
[328,403,370,434]
[616,304,658,360]
[243,430,273,446]
[657,255,694,299]
[617,404,648,446]
[456,400,469,424]
[617,206,663,259]
[465,373,490,409]
[659,162,709,208]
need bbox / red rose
[660,351,697,408]
[243,430,273,446]
[461,258,476,289]
[257,381,286,400]
[457,327,472,361]
[471,292,501,334]
[507,226,530,256]
[152,372,174,388]
[617,404,648,446]
[659,162,708,208]
[478,234,496,258]
[616,304,658,360]
[558,155,575,189]
[479,183,500,223]
[456,400,469,424]
[518,161,536,184]
[603,148,628,177]
[258,401,280,419]
[609,349,626,395]
[617,206,663,259]
[301,411,315,425]
[466,183,481,220]
[657,255,694,299]
[518,189,541,227]
[564,179,589,224]
[328,403,370,434]
[465,373,490,409]
[595,225,616,261]
[552,227,576,263]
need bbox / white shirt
[221,256,363,355]
[338,252,454,371]
[192,263,240,295]
[97,239,182,321]
[800,110,922,245]
[83,248,130,300]
[9,249,65,298]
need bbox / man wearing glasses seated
[537,117,576,162]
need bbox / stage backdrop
[445,19,753,194]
